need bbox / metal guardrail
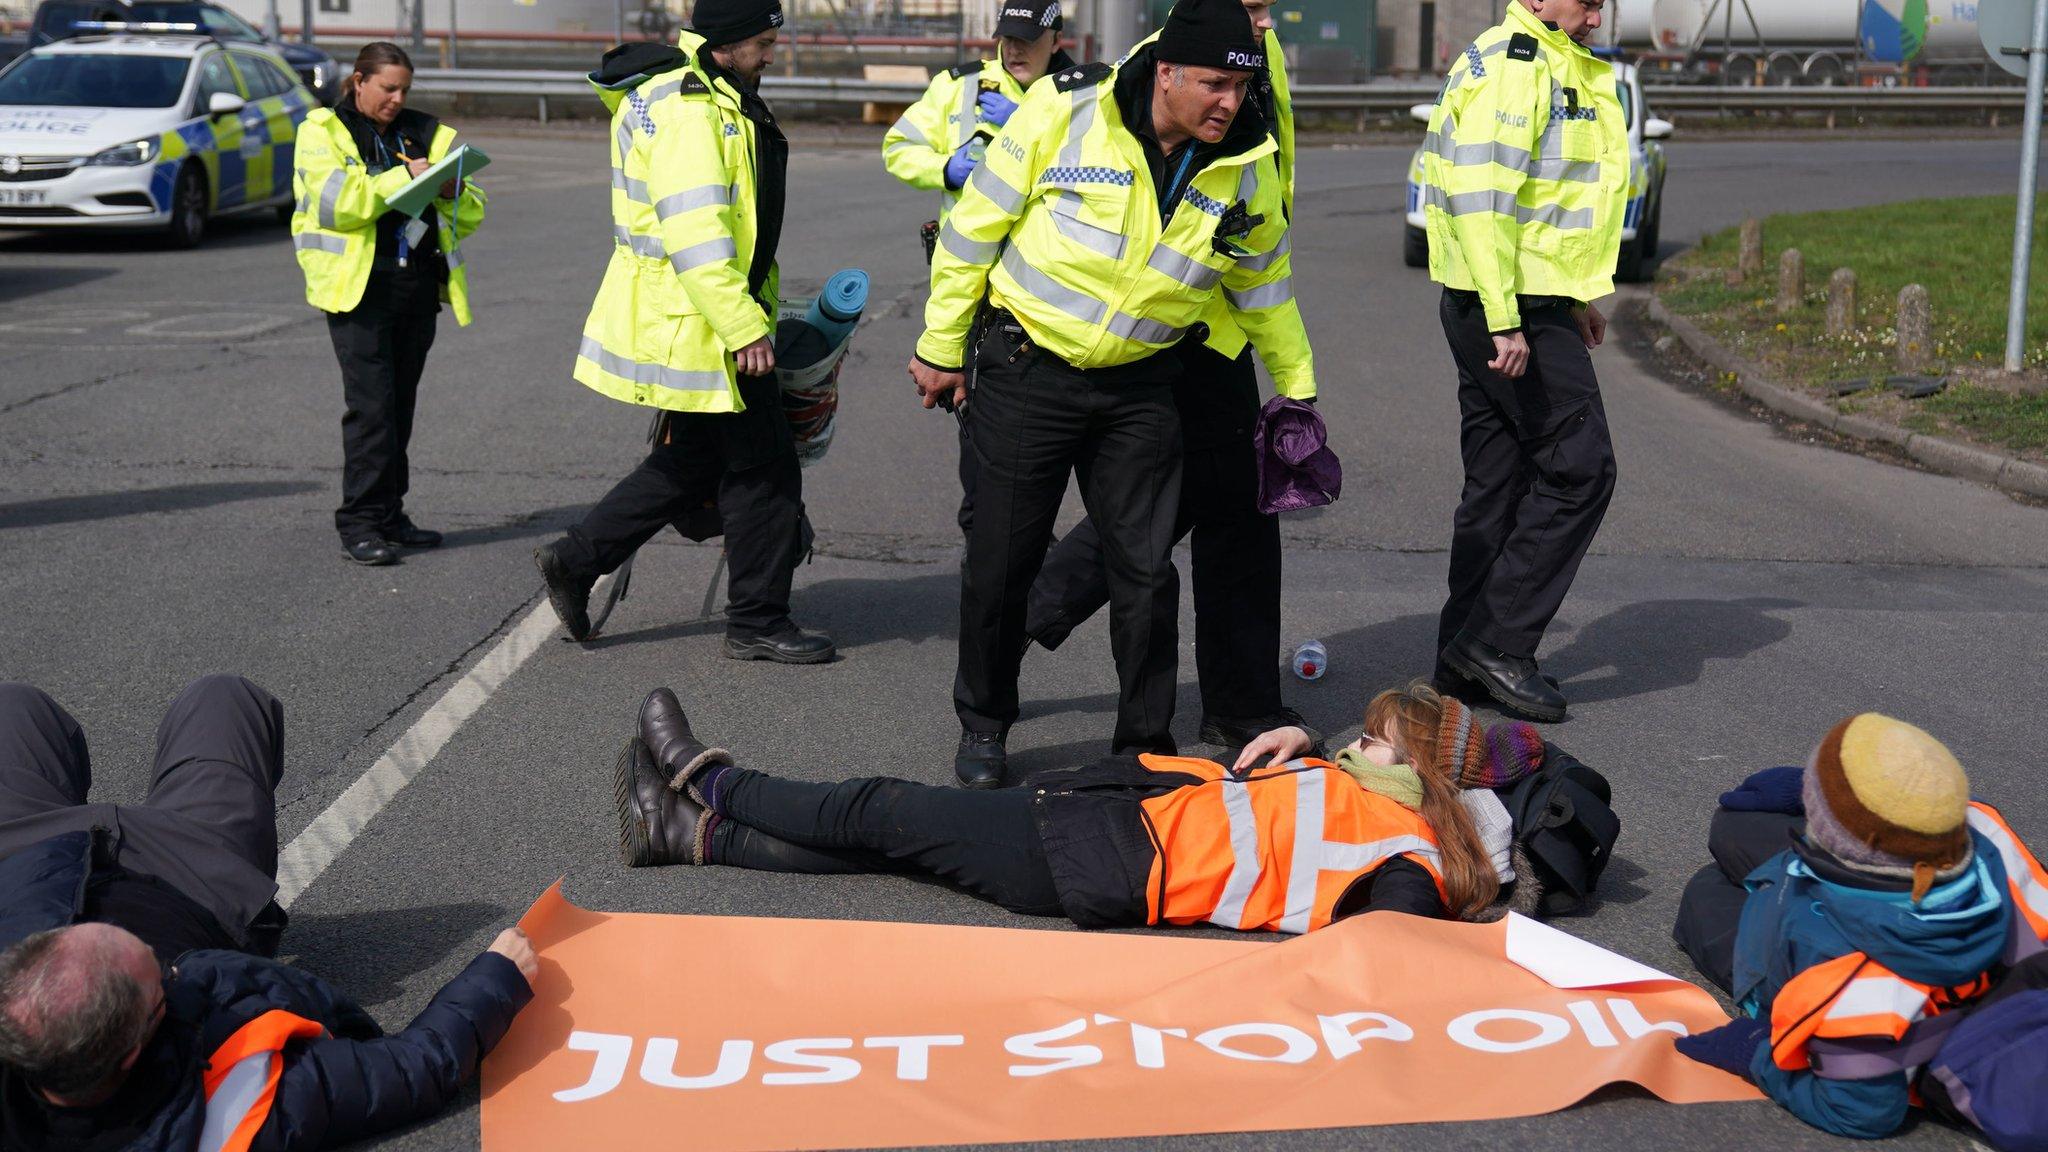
[409,70,2031,120]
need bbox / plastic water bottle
[1291,639,1327,681]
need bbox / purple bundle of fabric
[1254,396,1341,514]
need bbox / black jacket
[0,832,532,1151]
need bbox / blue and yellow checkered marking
[1039,165,1134,186]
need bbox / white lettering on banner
[1318,1012,1415,1058]
[1447,1009,1573,1054]
[762,1039,861,1086]
[542,1000,1700,1100]
[863,1035,966,1081]
[1005,1017,1104,1077]
[1194,1023,1319,1064]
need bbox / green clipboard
[381,143,491,220]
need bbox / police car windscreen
[0,55,190,107]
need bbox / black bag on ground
[1495,745,1620,916]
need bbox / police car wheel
[1616,237,1646,283]
[164,164,208,249]
[1402,224,1428,269]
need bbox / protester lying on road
[1670,714,2048,1143]
[0,676,539,1151]
[616,682,1551,933]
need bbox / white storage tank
[214,0,642,35]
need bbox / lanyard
[370,130,414,267]
[1161,144,1196,225]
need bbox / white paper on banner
[1503,913,1683,989]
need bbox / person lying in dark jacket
[616,682,1545,933]
[0,677,538,1151]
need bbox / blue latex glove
[943,141,979,190]
[1719,765,1806,815]
[977,89,1018,127]
[1674,1016,1767,1080]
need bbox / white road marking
[274,576,607,908]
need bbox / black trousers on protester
[1436,289,1618,658]
[1671,808,1803,995]
[1025,342,1283,723]
[554,373,804,639]
[956,320,1184,754]
[708,769,1063,916]
[0,676,286,952]
[330,269,440,544]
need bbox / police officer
[883,0,1074,539]
[534,0,834,664]
[1420,0,1624,721]
[910,0,1313,786]
[292,42,487,567]
[1023,0,1305,751]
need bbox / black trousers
[1025,343,1282,722]
[330,270,439,544]
[1437,289,1618,658]
[956,323,1184,754]
[1672,808,1802,995]
[708,769,1063,916]
[556,373,804,639]
[0,676,285,946]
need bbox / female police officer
[291,42,486,566]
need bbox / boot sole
[723,638,835,665]
[1441,649,1567,723]
[615,738,655,868]
[533,549,593,641]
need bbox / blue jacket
[0,832,533,1150]
[1731,830,2014,1139]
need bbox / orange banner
[482,884,1758,1151]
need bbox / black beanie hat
[690,0,785,48]
[1156,0,1263,71]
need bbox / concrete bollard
[1736,218,1763,281]
[1776,249,1804,315]
[1896,284,1932,372]
[1826,268,1856,336]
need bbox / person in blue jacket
[1672,713,2046,1140]
[0,676,538,1151]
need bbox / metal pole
[447,0,457,67]
[299,0,312,44]
[618,0,628,42]
[262,0,279,40]
[2006,0,2048,371]
[410,0,426,55]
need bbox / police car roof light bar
[71,20,205,33]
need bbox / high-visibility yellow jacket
[1421,1,1626,333]
[882,53,1072,222]
[917,52,1314,398]
[290,109,486,324]
[574,32,777,414]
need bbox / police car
[0,26,314,245]
[1402,60,1671,282]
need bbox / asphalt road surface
[3,130,2044,1150]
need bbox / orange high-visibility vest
[1768,801,2044,1075]
[198,1009,326,1152]
[1138,755,1447,935]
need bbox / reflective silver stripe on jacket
[1429,108,1602,184]
[641,77,688,105]
[1107,310,1183,344]
[956,70,980,149]
[654,183,731,219]
[1276,770,1443,935]
[612,225,666,260]
[578,336,728,393]
[668,236,738,274]
[1049,195,1127,258]
[1422,184,1594,229]
[969,162,1025,215]
[1146,244,1223,291]
[1060,84,1098,166]
[612,169,651,203]
[886,112,930,151]
[444,245,465,270]
[1001,245,1105,325]
[938,218,1000,264]
[293,232,346,254]
[317,169,345,230]
[1236,233,1289,272]
[1206,780,1262,930]
[1225,277,1294,311]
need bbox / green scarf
[1333,748,1423,810]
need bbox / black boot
[724,626,836,665]
[1199,707,1313,750]
[954,730,1007,789]
[615,738,709,867]
[534,542,594,641]
[637,687,733,801]
[1439,631,1568,722]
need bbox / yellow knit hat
[1804,713,1971,899]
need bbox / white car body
[0,32,312,236]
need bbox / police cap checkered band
[994,0,1062,39]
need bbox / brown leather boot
[615,738,708,867]
[637,688,733,802]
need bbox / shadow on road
[0,214,288,255]
[1544,597,1800,706]
[586,568,959,651]
[434,503,595,552]
[286,899,508,1008]
[0,480,321,531]
[0,265,118,304]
